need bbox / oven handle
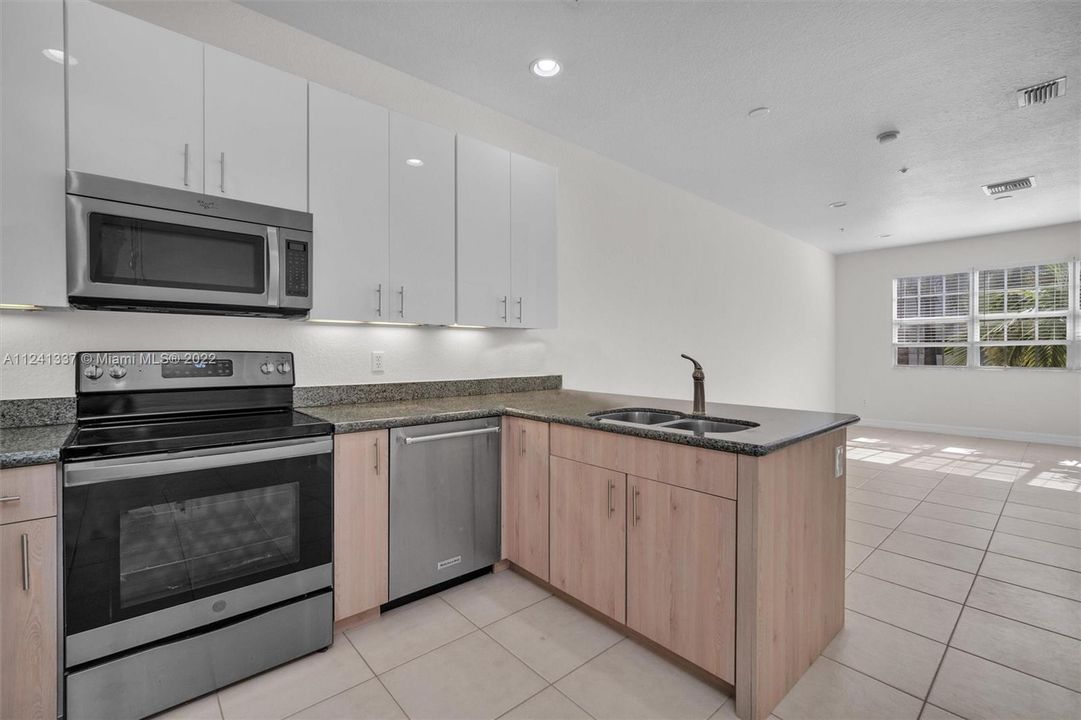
[63,436,332,487]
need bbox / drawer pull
[0,495,21,503]
[608,480,614,518]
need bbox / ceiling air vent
[982,177,1034,196]
[1017,77,1067,107]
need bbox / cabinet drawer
[0,464,57,525]
[550,425,736,500]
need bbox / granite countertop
[0,423,75,469]
[0,388,858,467]
[304,388,859,456]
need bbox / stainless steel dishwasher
[389,417,501,600]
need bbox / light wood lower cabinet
[333,431,390,621]
[0,516,57,720]
[549,456,626,623]
[627,476,736,682]
[501,417,550,580]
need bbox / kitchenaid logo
[196,199,217,210]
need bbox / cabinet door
[66,0,204,191]
[0,0,66,308]
[333,431,389,621]
[388,113,456,325]
[456,135,511,326]
[549,456,625,623]
[309,84,390,322]
[204,46,307,210]
[627,477,735,682]
[501,418,549,580]
[0,517,57,720]
[510,153,558,328]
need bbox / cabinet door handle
[520,427,526,456]
[500,296,508,321]
[373,439,380,475]
[376,284,383,317]
[398,286,405,318]
[220,151,226,193]
[183,143,190,187]
[0,495,21,503]
[516,297,523,323]
[608,480,614,518]
[632,486,640,527]
[21,533,30,591]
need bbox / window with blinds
[893,259,1079,370]
[977,262,1070,368]
[893,272,970,366]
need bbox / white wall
[0,0,836,412]
[836,222,1081,444]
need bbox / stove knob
[260,362,274,375]
[276,361,291,374]
[108,364,126,379]
[83,364,104,380]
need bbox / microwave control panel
[285,240,310,297]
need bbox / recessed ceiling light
[877,130,901,144]
[993,195,1013,200]
[877,233,892,238]
[530,58,561,78]
[42,48,77,65]
[828,201,847,208]
[405,158,424,167]
[747,106,771,118]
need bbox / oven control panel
[76,351,295,393]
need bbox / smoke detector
[1017,77,1066,107]
[982,177,1034,196]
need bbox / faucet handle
[681,354,704,376]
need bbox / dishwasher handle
[402,426,500,445]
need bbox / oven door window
[88,213,266,294]
[118,483,300,608]
[64,452,331,636]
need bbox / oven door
[62,436,333,668]
[67,194,279,311]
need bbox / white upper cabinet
[454,140,558,329]
[204,47,308,210]
[388,113,456,326]
[67,0,204,192]
[309,83,390,322]
[456,136,511,326]
[510,153,558,329]
[1,0,67,307]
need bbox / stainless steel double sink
[589,408,758,436]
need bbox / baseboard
[856,417,1080,448]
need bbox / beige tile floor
[156,427,1081,720]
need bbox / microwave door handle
[267,228,280,307]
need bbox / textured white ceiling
[241,0,1081,253]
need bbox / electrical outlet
[371,351,385,373]
[834,446,845,478]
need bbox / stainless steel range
[60,351,334,720]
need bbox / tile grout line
[915,456,1020,719]
[340,621,413,720]
[944,645,1081,697]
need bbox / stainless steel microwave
[66,171,313,318]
